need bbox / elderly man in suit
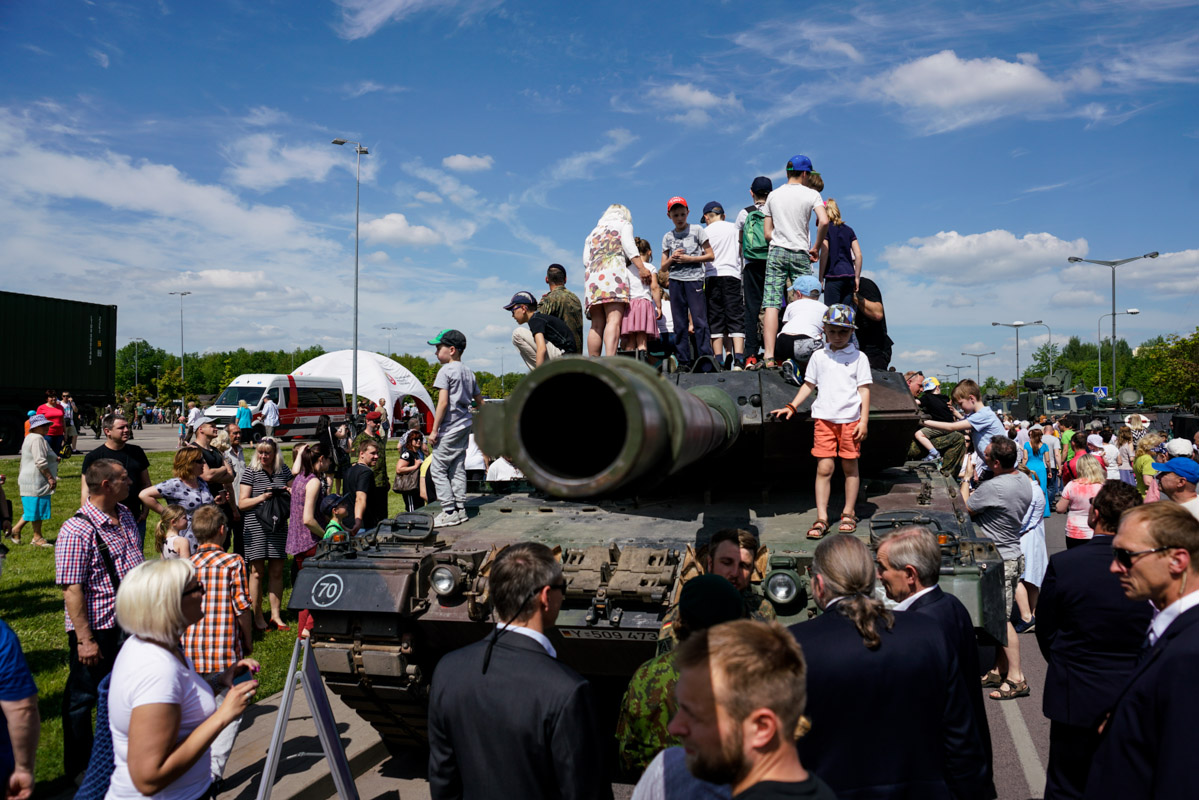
[875,527,994,796]
[427,542,610,800]
[1035,480,1150,800]
[789,535,987,800]
[1082,502,1199,800]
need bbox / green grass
[0,444,416,794]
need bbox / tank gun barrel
[476,357,740,498]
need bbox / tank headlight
[765,570,800,605]
[431,565,462,597]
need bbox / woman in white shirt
[107,559,258,800]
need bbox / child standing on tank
[770,304,872,539]
[427,329,482,529]
[660,196,714,370]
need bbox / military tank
[291,357,1005,755]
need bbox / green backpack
[741,206,768,261]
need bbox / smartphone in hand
[233,666,256,686]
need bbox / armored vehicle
[291,357,1005,756]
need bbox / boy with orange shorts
[771,304,872,538]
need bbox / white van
[205,374,347,441]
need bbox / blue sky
[2,0,1196,385]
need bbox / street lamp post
[1025,322,1054,376]
[945,364,969,383]
[381,325,397,357]
[1068,251,1157,394]
[130,337,145,394]
[332,137,370,419]
[991,320,1041,390]
[168,292,191,399]
[961,351,995,385]
[1097,309,1140,393]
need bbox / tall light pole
[991,320,1041,390]
[168,291,191,397]
[493,346,506,396]
[130,337,145,395]
[332,137,370,418]
[1068,251,1157,394]
[381,325,397,357]
[1097,309,1140,393]
[961,351,995,385]
[945,364,968,383]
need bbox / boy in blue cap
[758,156,829,371]
[427,329,482,528]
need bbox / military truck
[291,357,1005,755]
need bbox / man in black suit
[789,535,987,800]
[875,527,994,796]
[427,542,610,800]
[1082,502,1199,800]
[1035,480,1149,800]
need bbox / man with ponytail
[788,535,987,800]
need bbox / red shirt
[37,403,65,435]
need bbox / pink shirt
[1062,481,1103,540]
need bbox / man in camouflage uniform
[656,528,775,656]
[352,411,390,526]
[615,574,743,775]
[537,264,583,354]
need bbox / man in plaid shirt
[54,459,144,782]
[183,504,253,783]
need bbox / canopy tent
[293,350,434,431]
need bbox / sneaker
[453,509,469,524]
[1014,616,1036,634]
[731,362,743,372]
[781,359,800,387]
[922,450,941,462]
[744,356,760,371]
[433,511,463,528]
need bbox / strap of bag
[73,512,123,594]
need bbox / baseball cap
[428,329,468,351]
[789,275,821,296]
[1150,457,1199,484]
[319,493,354,516]
[702,201,723,216]
[667,196,688,211]
[1165,438,1193,457]
[922,377,941,393]
[502,291,538,310]
[1086,434,1104,449]
[787,154,813,172]
[193,415,215,428]
[751,176,773,194]
[365,411,382,421]
[822,304,857,329]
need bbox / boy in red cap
[660,197,715,370]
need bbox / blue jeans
[668,279,712,364]
[823,276,855,308]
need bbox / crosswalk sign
[1093,386,1108,398]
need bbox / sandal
[980,669,1004,688]
[7,535,19,546]
[989,678,1030,701]
[807,519,830,540]
[762,358,778,370]
[31,538,53,548]
[838,513,858,533]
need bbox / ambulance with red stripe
[204,374,348,442]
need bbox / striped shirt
[55,502,145,632]
[183,544,252,674]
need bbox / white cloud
[88,49,110,68]
[413,190,443,204]
[442,153,494,172]
[222,133,350,191]
[174,268,270,290]
[880,229,1087,285]
[1050,289,1104,305]
[643,83,741,127]
[360,212,443,247]
[843,193,878,210]
[333,0,500,40]
[547,129,635,183]
[241,106,289,127]
[898,349,939,361]
[365,251,390,264]
[344,80,406,98]
[863,50,1070,132]
[1103,35,1199,88]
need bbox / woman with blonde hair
[817,198,863,308]
[1055,454,1106,548]
[238,438,294,631]
[583,204,650,356]
[1133,431,1165,499]
[105,559,258,800]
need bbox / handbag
[253,490,290,531]
[392,468,419,494]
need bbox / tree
[1129,328,1199,406]
[156,366,185,407]
[1025,343,1061,379]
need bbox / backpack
[741,206,768,261]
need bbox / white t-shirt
[1102,443,1121,479]
[628,260,652,302]
[804,343,873,423]
[163,530,197,560]
[486,458,523,481]
[465,434,486,471]
[107,637,217,800]
[780,298,827,338]
[703,219,742,278]
[761,183,824,252]
[657,292,674,334]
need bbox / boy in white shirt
[776,275,827,386]
[701,201,747,370]
[771,304,872,539]
[759,155,829,370]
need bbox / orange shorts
[812,419,861,459]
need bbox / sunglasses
[1113,546,1171,569]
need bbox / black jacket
[1083,603,1199,800]
[1035,534,1153,727]
[789,607,987,800]
[906,586,993,788]
[427,630,611,800]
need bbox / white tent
[292,350,434,429]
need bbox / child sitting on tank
[775,275,826,387]
[770,304,872,539]
[923,378,1007,485]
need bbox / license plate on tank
[559,628,658,641]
